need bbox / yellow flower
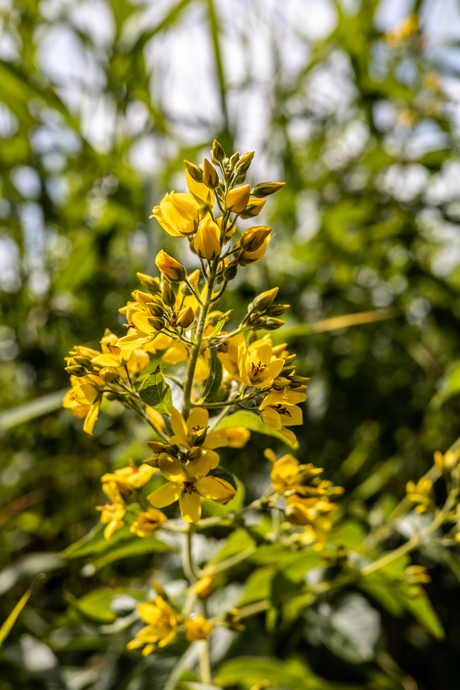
[225,427,250,448]
[151,191,199,237]
[226,184,251,213]
[91,330,150,377]
[194,575,215,599]
[98,481,126,540]
[148,451,235,523]
[185,166,214,207]
[130,508,167,537]
[117,312,163,351]
[434,450,460,472]
[169,406,228,451]
[194,217,221,259]
[270,454,318,495]
[237,337,284,389]
[406,477,433,513]
[184,615,214,641]
[63,374,103,435]
[155,250,186,282]
[127,597,180,655]
[101,462,158,494]
[385,14,418,46]
[285,495,337,550]
[259,388,304,446]
[238,233,271,266]
[218,333,246,381]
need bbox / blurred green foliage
[2,0,460,688]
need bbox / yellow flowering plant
[62,142,460,684]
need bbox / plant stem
[182,257,219,419]
[199,638,212,683]
[183,524,200,582]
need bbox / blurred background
[3,0,460,688]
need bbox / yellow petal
[187,408,209,434]
[162,342,188,364]
[169,407,188,444]
[148,482,180,508]
[186,449,220,478]
[195,476,236,503]
[204,429,228,449]
[179,491,201,523]
[158,453,187,482]
[83,399,100,435]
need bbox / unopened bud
[65,365,86,376]
[264,318,285,331]
[266,303,289,316]
[235,150,255,175]
[223,262,238,281]
[211,139,225,164]
[282,365,295,376]
[252,181,285,197]
[99,367,120,383]
[161,282,176,308]
[147,441,166,454]
[177,305,194,328]
[195,575,215,599]
[283,354,297,366]
[239,226,272,252]
[148,316,165,331]
[73,355,91,366]
[273,377,293,390]
[203,158,219,188]
[226,184,251,213]
[240,197,266,219]
[147,302,164,317]
[290,375,310,386]
[155,250,186,283]
[187,446,203,461]
[184,160,203,183]
[192,427,208,446]
[137,272,161,294]
[253,287,278,310]
[229,151,240,169]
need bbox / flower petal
[148,482,180,508]
[186,449,220,478]
[169,407,188,444]
[204,429,228,449]
[187,408,209,435]
[195,476,236,503]
[158,453,187,482]
[179,491,201,523]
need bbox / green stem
[199,638,212,683]
[183,524,200,582]
[182,257,220,419]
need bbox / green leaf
[71,587,145,623]
[139,366,173,414]
[89,533,172,572]
[215,656,334,690]
[200,349,223,403]
[0,389,67,431]
[213,529,256,563]
[216,411,297,448]
[431,360,460,409]
[239,566,275,606]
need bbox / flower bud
[192,426,208,446]
[147,441,167,454]
[65,365,87,376]
[211,139,225,163]
[203,158,219,188]
[184,615,213,641]
[266,303,289,316]
[147,302,164,317]
[195,575,215,599]
[289,375,310,386]
[226,184,251,213]
[155,250,186,283]
[252,287,279,310]
[239,226,272,252]
[273,377,294,390]
[187,446,203,461]
[223,262,238,281]
[73,355,91,366]
[99,367,120,383]
[229,151,240,169]
[161,281,176,308]
[137,272,161,294]
[252,181,285,197]
[183,160,203,183]
[177,305,194,328]
[194,217,221,260]
[264,318,285,330]
[239,197,266,218]
[235,150,255,175]
[148,316,165,331]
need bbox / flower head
[127,597,180,655]
[151,191,199,237]
[194,217,221,259]
[169,406,228,451]
[101,462,157,494]
[148,451,235,523]
[63,374,103,435]
[184,615,214,641]
[237,337,284,389]
[130,508,167,537]
[98,481,126,540]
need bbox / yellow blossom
[185,166,214,207]
[98,481,126,540]
[259,387,305,442]
[406,477,433,513]
[169,406,228,451]
[184,615,214,641]
[226,184,251,213]
[237,337,284,389]
[194,217,221,259]
[285,495,337,550]
[434,450,460,473]
[270,454,320,495]
[63,374,103,435]
[101,462,158,494]
[151,191,199,237]
[127,597,180,655]
[148,451,235,523]
[130,508,167,537]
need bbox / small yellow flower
[184,615,214,641]
[406,477,433,513]
[270,454,320,495]
[101,462,158,494]
[226,184,251,213]
[148,451,235,523]
[63,374,103,435]
[285,495,337,550]
[259,387,305,441]
[151,191,199,237]
[194,575,215,599]
[434,450,460,472]
[130,508,167,537]
[98,481,126,540]
[127,597,180,655]
[194,217,221,260]
[237,337,284,389]
[155,250,186,282]
[169,406,228,451]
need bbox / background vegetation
[2,0,460,688]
